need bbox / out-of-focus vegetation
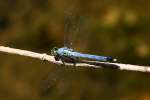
[0,0,150,100]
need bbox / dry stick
[0,46,150,73]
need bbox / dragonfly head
[51,47,58,56]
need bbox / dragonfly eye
[51,47,58,56]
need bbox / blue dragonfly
[51,12,117,66]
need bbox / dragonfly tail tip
[113,58,117,62]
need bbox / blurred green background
[0,0,150,100]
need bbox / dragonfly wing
[64,11,82,48]
[64,12,73,48]
[79,60,119,69]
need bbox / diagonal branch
[0,46,150,73]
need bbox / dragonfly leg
[54,55,60,61]
[66,56,77,67]
[72,62,76,67]
[62,60,65,66]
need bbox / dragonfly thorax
[57,47,73,57]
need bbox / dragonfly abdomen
[71,52,113,62]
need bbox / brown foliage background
[0,0,150,100]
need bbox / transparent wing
[64,11,82,48]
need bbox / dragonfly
[51,11,117,66]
